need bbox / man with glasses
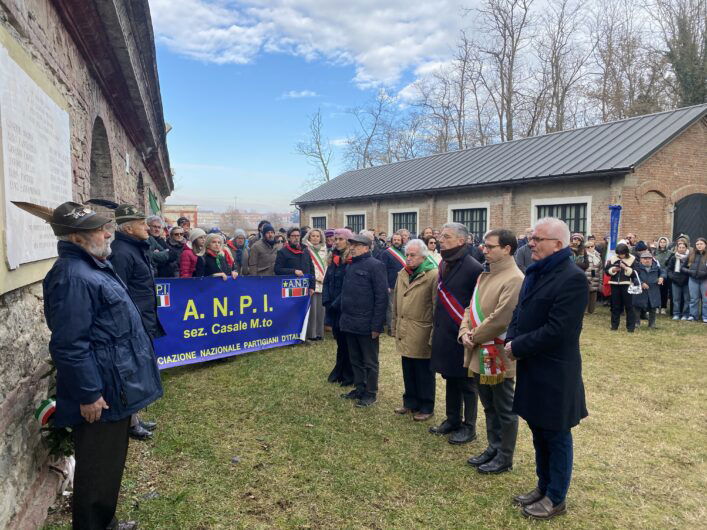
[505,218,588,520]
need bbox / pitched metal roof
[294,103,707,205]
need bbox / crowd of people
[16,195,705,528]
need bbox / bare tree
[344,89,394,169]
[475,0,536,141]
[295,109,333,185]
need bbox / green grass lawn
[45,306,707,529]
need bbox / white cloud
[149,0,470,87]
[279,89,319,99]
[329,137,349,147]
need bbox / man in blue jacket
[110,204,165,440]
[379,232,405,335]
[15,200,163,530]
[339,233,388,407]
[506,217,588,520]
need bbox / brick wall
[0,1,168,527]
[300,118,706,243]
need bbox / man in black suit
[429,223,483,444]
[506,217,588,520]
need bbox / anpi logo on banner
[156,283,170,307]
[281,278,308,298]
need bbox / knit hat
[261,223,275,236]
[324,229,335,238]
[571,233,584,242]
[635,240,648,252]
[205,233,224,247]
[334,228,353,240]
[233,228,247,239]
[189,228,206,243]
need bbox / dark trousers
[610,284,635,331]
[529,425,574,506]
[636,307,657,327]
[443,375,478,430]
[586,291,597,314]
[328,324,353,384]
[346,333,379,398]
[476,375,518,461]
[401,356,435,414]
[72,417,130,530]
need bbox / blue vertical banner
[608,204,622,261]
[153,276,311,369]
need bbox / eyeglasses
[529,237,559,243]
[172,232,184,237]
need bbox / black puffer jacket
[687,250,707,281]
[339,252,388,335]
[666,253,689,286]
[322,250,349,327]
[274,244,314,288]
[109,232,166,339]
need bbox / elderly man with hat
[13,200,162,530]
[248,222,278,276]
[109,205,165,440]
[339,233,388,407]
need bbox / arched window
[89,117,115,207]
[674,193,707,242]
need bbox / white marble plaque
[1,47,72,269]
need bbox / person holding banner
[303,228,328,340]
[323,229,354,386]
[195,233,239,280]
[459,229,523,474]
[340,234,388,407]
[429,222,483,444]
[380,232,406,335]
[391,239,438,421]
[275,227,314,288]
[13,200,163,530]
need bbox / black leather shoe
[429,420,459,435]
[448,425,476,445]
[355,395,377,408]
[513,487,545,506]
[128,424,153,441]
[139,420,157,431]
[477,453,512,474]
[467,447,496,467]
[340,389,360,400]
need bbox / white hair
[405,238,429,257]
[534,217,571,247]
[146,215,163,227]
[116,219,144,233]
[441,222,469,240]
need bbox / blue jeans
[671,282,690,318]
[530,425,573,505]
[688,278,707,320]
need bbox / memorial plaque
[0,47,72,269]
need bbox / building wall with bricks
[301,118,707,244]
[0,1,172,527]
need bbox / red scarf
[285,243,303,254]
[333,254,352,266]
[206,248,234,267]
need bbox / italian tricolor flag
[469,283,507,385]
[35,398,56,426]
[282,287,307,297]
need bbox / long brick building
[294,105,707,243]
[0,1,172,527]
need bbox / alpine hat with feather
[11,201,112,236]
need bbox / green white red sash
[308,247,326,277]
[469,278,507,385]
[387,246,406,268]
[437,275,465,326]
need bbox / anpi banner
[153,276,311,369]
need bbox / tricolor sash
[308,247,326,277]
[437,275,465,326]
[387,246,406,268]
[469,278,507,385]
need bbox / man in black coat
[429,223,483,444]
[274,227,314,289]
[339,234,388,408]
[506,217,588,520]
[110,204,165,440]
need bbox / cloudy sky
[150,0,472,212]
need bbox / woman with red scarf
[195,233,238,280]
[274,227,315,285]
